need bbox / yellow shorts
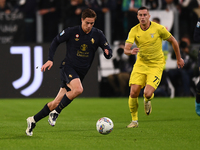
[129,63,164,90]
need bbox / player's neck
[140,21,151,31]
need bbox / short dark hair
[81,8,97,20]
[137,6,149,14]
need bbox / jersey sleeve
[126,28,135,44]
[98,30,112,59]
[48,28,70,61]
[158,25,171,40]
[194,18,200,42]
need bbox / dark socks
[34,104,51,122]
[55,95,72,113]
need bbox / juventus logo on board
[10,46,43,97]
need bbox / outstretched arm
[167,36,184,68]
[124,42,139,56]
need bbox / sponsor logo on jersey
[80,44,88,51]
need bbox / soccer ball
[96,117,114,135]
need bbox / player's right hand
[41,60,53,72]
[177,58,184,69]
[131,48,140,55]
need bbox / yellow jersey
[126,21,171,65]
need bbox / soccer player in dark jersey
[26,8,112,136]
[194,18,200,116]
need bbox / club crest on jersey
[75,34,79,41]
[60,30,65,36]
[197,21,200,28]
[80,44,88,51]
[150,33,155,38]
[91,38,95,44]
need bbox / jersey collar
[140,22,151,31]
[79,25,93,36]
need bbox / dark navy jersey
[194,18,200,42]
[48,25,112,70]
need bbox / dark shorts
[60,64,87,90]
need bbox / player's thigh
[67,78,83,93]
[129,71,146,88]
[60,66,80,84]
[146,65,163,90]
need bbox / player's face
[81,17,95,34]
[137,9,150,26]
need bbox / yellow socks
[128,96,138,121]
[144,93,154,102]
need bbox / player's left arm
[103,45,112,59]
[167,36,184,68]
[41,60,53,72]
[99,31,112,59]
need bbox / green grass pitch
[0,97,200,150]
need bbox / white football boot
[48,110,59,126]
[126,121,139,128]
[26,116,36,136]
[144,99,152,115]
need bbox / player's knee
[130,91,140,98]
[73,86,83,96]
[143,92,153,99]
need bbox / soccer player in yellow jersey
[124,6,185,128]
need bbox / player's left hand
[104,49,109,55]
[177,58,184,68]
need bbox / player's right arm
[42,29,70,72]
[124,42,139,56]
[48,28,70,61]
[41,60,53,72]
[124,27,139,56]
